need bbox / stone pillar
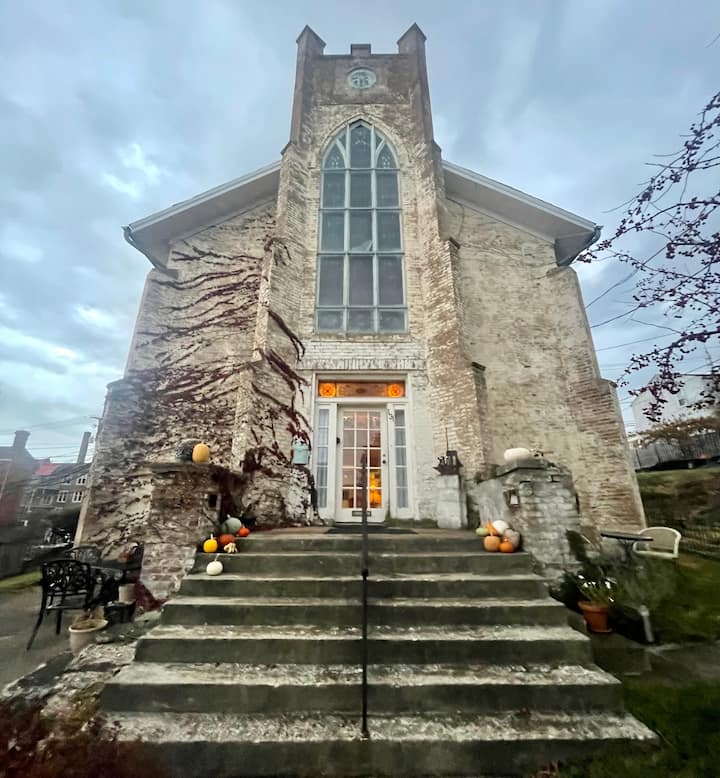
[468,458,582,573]
[435,474,467,529]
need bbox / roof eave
[442,160,601,266]
[123,161,282,269]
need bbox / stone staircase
[102,532,655,776]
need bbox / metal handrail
[360,452,369,739]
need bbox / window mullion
[344,165,350,332]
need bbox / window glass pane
[379,309,405,331]
[324,145,345,169]
[377,145,396,169]
[349,255,373,305]
[348,308,374,331]
[318,255,344,305]
[376,172,398,207]
[317,309,343,331]
[323,172,345,207]
[377,212,401,250]
[350,172,371,207]
[349,212,372,252]
[378,256,403,305]
[397,487,408,508]
[321,213,345,251]
[350,124,371,168]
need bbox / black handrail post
[360,452,370,739]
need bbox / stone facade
[79,25,644,597]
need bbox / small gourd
[206,555,223,576]
[223,541,238,554]
[221,517,243,534]
[499,540,516,553]
[237,527,250,538]
[503,530,521,550]
[483,535,501,552]
[218,534,235,548]
[192,443,211,464]
[475,526,489,538]
[203,535,218,553]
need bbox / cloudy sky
[1,0,718,459]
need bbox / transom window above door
[317,122,406,334]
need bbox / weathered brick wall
[447,199,645,531]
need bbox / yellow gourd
[203,535,218,553]
[192,443,211,463]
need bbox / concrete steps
[180,572,548,599]
[102,531,655,775]
[134,623,592,665]
[194,550,534,575]
[103,662,624,714]
[107,710,655,777]
[160,595,568,627]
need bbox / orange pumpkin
[483,535,501,552]
[237,527,251,538]
[499,540,516,553]
[218,534,235,548]
[203,535,218,553]
[192,443,210,463]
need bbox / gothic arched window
[316,122,405,333]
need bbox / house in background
[632,373,720,431]
[0,431,37,526]
[18,431,93,530]
[20,461,91,524]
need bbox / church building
[77,25,644,597]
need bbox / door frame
[311,375,414,524]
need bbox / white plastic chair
[632,526,682,560]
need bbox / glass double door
[336,408,387,523]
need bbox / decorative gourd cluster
[475,520,521,553]
[201,518,252,576]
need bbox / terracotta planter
[578,601,611,633]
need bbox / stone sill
[145,462,243,478]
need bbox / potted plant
[575,572,615,633]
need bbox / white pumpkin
[206,557,224,576]
[503,529,521,549]
[503,447,532,464]
[489,520,509,536]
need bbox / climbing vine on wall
[85,223,316,555]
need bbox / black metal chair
[26,559,97,650]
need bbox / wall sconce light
[504,489,520,509]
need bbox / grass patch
[650,554,720,643]
[0,570,40,593]
[559,680,720,777]
[637,466,720,527]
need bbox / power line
[0,415,94,435]
[595,334,674,352]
